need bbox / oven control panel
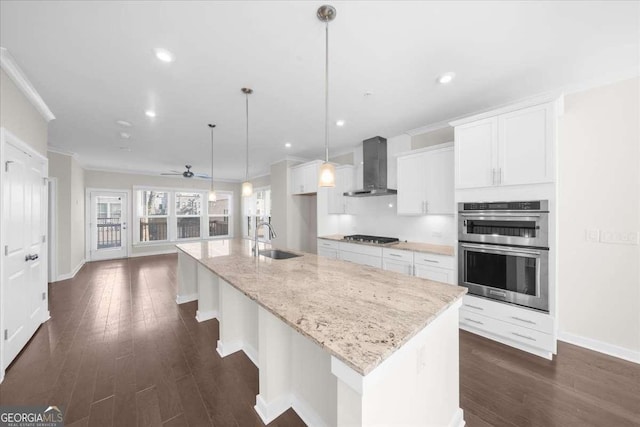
[461,201,545,211]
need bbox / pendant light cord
[210,127,214,189]
[324,21,329,163]
[245,92,249,181]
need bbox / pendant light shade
[242,87,253,197]
[318,5,337,188]
[208,124,217,202]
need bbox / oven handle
[459,212,543,217]
[460,242,543,256]
[458,213,542,220]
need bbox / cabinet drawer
[462,295,554,333]
[459,309,554,352]
[317,239,340,250]
[318,247,338,259]
[340,250,382,269]
[339,242,383,257]
[413,252,454,269]
[382,248,413,263]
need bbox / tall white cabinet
[453,102,556,189]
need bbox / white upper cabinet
[454,118,497,189]
[498,103,554,186]
[327,165,354,214]
[397,145,454,215]
[290,161,322,195]
[453,100,556,189]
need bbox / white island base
[177,251,465,427]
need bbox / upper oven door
[458,212,548,248]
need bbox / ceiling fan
[161,165,210,179]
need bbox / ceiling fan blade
[160,173,182,176]
[195,174,211,179]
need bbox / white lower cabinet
[459,294,556,357]
[382,248,414,275]
[414,264,454,284]
[317,247,338,259]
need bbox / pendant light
[241,87,254,197]
[317,5,336,187]
[207,124,217,202]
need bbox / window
[175,192,202,239]
[243,188,271,239]
[208,192,231,237]
[138,190,169,242]
[134,187,233,244]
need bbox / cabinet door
[328,167,353,214]
[290,167,304,195]
[498,103,554,186]
[414,264,454,284]
[340,251,382,268]
[303,163,319,194]
[455,117,498,189]
[424,148,454,214]
[318,247,338,259]
[397,154,426,215]
[382,259,413,275]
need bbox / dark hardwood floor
[0,254,638,427]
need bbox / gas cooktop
[343,234,400,245]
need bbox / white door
[455,117,498,189]
[2,142,48,370]
[498,103,554,186]
[89,191,128,261]
[397,153,426,215]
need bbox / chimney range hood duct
[344,136,397,197]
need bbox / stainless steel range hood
[344,136,397,197]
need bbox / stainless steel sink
[258,249,301,260]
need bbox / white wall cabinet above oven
[290,160,323,195]
[396,144,454,215]
[453,101,557,189]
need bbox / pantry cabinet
[453,101,556,189]
[396,144,454,215]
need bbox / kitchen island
[176,239,467,427]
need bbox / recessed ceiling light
[154,48,175,63]
[145,110,156,118]
[119,132,131,139]
[437,72,456,85]
[336,120,345,127]
[116,120,132,127]
[285,142,292,148]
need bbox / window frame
[242,186,271,240]
[133,186,234,246]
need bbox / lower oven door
[458,242,549,312]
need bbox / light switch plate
[599,230,639,245]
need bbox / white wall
[0,69,48,157]
[48,151,85,278]
[84,169,242,256]
[557,76,640,359]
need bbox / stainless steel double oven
[458,201,550,312]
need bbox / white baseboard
[195,309,218,323]
[216,339,259,368]
[558,331,640,364]
[254,393,293,425]
[55,258,85,282]
[129,248,177,258]
[243,343,258,368]
[291,394,329,427]
[448,408,466,427]
[175,293,198,304]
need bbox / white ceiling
[1,1,638,180]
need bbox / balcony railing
[140,218,168,242]
[177,217,200,239]
[97,217,121,249]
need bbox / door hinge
[42,292,46,301]
[5,160,14,172]
[4,330,7,341]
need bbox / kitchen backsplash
[331,195,455,245]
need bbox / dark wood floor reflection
[0,254,638,427]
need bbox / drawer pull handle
[464,318,484,325]
[511,316,536,325]
[512,332,536,341]
[465,304,484,311]
[421,259,438,263]
[389,254,402,258]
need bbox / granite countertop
[177,239,466,376]
[318,234,455,257]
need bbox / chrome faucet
[254,220,277,256]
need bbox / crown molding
[47,146,80,160]
[0,47,55,122]
[405,121,451,137]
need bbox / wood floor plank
[1,255,638,427]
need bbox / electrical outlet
[585,229,599,243]
[599,230,639,245]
